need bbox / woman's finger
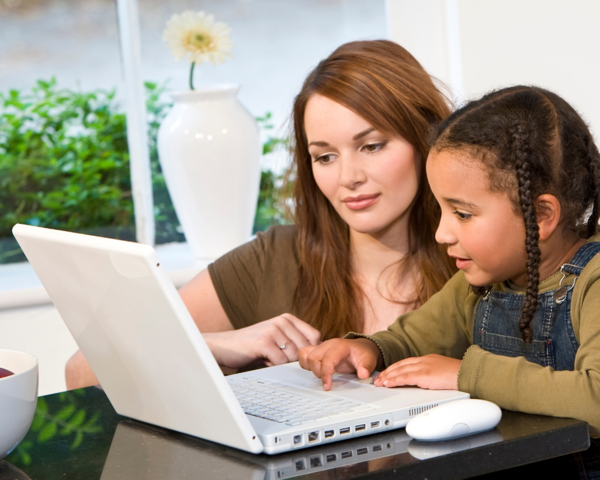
[276,317,314,351]
[260,337,292,367]
[282,313,322,345]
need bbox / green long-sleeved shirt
[351,237,600,437]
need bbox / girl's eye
[314,153,336,164]
[362,142,386,153]
[453,210,472,220]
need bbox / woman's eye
[314,153,336,164]
[362,142,386,153]
[453,210,472,220]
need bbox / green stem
[189,62,195,90]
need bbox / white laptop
[13,224,469,454]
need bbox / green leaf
[36,397,48,414]
[55,404,76,421]
[30,412,45,432]
[69,409,86,428]
[71,430,84,450]
[38,421,57,442]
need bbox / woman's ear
[535,194,561,241]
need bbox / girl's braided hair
[432,86,600,344]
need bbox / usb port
[324,430,334,439]
[341,451,352,459]
[326,454,337,463]
[340,427,350,435]
[355,424,366,432]
[373,444,382,452]
[371,421,380,428]
[357,447,368,455]
[308,431,319,443]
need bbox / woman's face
[305,94,420,238]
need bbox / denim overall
[473,242,600,479]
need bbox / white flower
[162,11,233,66]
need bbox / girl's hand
[204,313,321,369]
[299,338,381,391]
[374,354,461,390]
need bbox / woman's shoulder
[211,224,299,273]
[256,224,298,245]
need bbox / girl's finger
[375,363,423,385]
[381,373,418,388]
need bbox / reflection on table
[0,386,590,480]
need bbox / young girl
[299,85,600,475]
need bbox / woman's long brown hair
[291,40,457,340]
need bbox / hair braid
[512,123,541,345]
[586,136,600,237]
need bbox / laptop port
[355,424,366,432]
[308,431,320,443]
[341,451,352,459]
[326,454,337,463]
[310,455,323,468]
[295,459,306,471]
[371,421,380,429]
[340,427,350,435]
[357,447,368,455]
[385,419,390,426]
[324,430,334,439]
[373,444,382,452]
[293,434,303,446]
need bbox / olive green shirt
[208,225,300,330]
[351,235,600,437]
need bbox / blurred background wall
[388,0,600,138]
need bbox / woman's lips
[342,193,380,210]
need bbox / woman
[65,40,456,389]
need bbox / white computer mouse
[405,399,501,442]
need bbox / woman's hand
[204,313,321,369]
[299,338,381,391]
[373,354,461,390]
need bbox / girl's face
[305,94,420,238]
[426,149,529,287]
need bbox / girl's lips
[342,193,380,211]
[455,258,472,270]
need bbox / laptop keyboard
[229,376,376,426]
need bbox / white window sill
[0,242,210,311]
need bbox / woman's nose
[338,156,366,189]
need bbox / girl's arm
[354,270,476,368]
[458,257,600,437]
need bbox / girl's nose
[338,156,367,189]
[435,214,457,245]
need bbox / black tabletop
[0,387,590,480]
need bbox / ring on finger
[280,339,291,350]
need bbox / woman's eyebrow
[353,127,375,140]
[308,127,376,147]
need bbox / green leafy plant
[0,80,292,264]
[254,112,292,232]
[8,389,103,467]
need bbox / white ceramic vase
[157,85,261,260]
